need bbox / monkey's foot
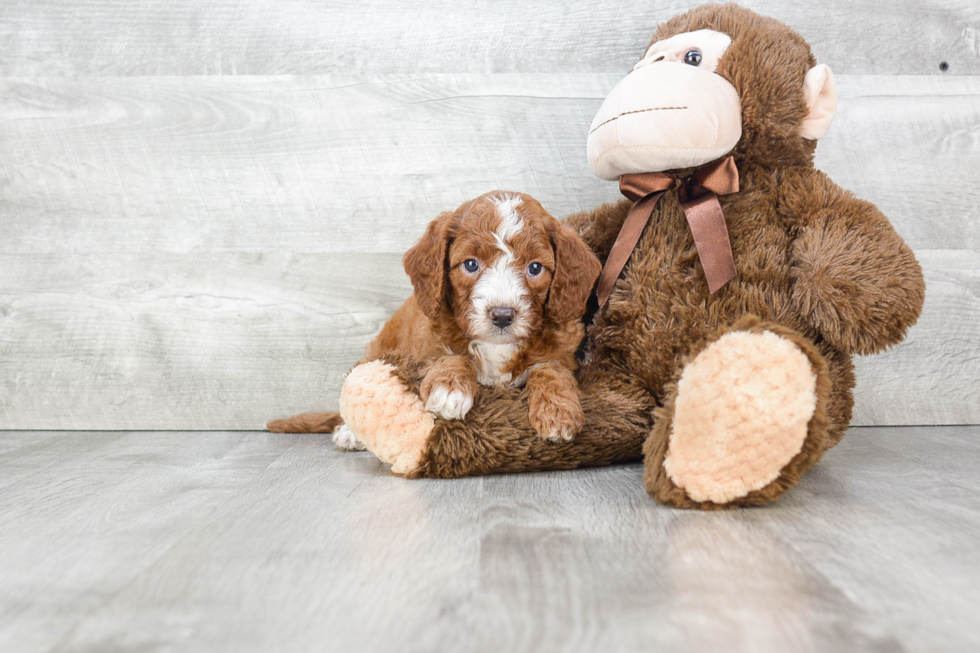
[339,361,434,476]
[645,319,830,508]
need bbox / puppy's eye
[462,259,480,273]
[527,262,543,276]
[683,49,702,66]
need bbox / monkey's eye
[462,259,480,273]
[527,262,543,276]
[683,49,702,66]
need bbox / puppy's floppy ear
[545,217,602,324]
[403,209,457,321]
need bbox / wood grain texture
[2,73,978,428]
[0,252,411,430]
[0,74,616,256]
[0,249,974,429]
[2,74,979,255]
[0,0,977,76]
[1,426,978,652]
[1,69,978,429]
[0,430,301,652]
[853,249,980,426]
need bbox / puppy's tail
[267,412,343,433]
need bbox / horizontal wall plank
[0,74,617,255]
[1,74,978,256]
[0,250,973,430]
[814,76,980,252]
[852,250,980,426]
[0,0,977,76]
[0,253,411,430]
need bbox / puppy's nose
[490,307,516,329]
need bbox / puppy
[268,191,602,448]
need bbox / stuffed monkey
[331,4,926,509]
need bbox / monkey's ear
[800,64,837,140]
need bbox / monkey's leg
[644,315,832,509]
[340,359,654,478]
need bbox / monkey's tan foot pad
[340,361,434,476]
[663,330,818,504]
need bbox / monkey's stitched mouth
[589,106,688,135]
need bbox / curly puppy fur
[268,191,601,442]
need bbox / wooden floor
[1,427,978,652]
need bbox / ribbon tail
[682,193,737,294]
[594,190,665,308]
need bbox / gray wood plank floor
[1,426,978,653]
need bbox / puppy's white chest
[470,341,522,387]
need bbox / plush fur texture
[269,190,601,442]
[312,4,926,509]
[341,352,655,478]
[662,328,818,503]
[643,316,832,509]
[341,360,434,475]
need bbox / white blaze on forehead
[491,194,523,254]
[634,29,732,74]
[467,194,531,344]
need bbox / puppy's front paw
[332,423,366,451]
[529,395,584,442]
[420,356,478,421]
[424,385,474,421]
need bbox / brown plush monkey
[331,4,926,509]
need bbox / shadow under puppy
[268,190,602,449]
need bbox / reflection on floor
[1,426,978,652]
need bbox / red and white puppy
[268,191,601,448]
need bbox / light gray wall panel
[0,74,617,255]
[815,75,980,252]
[0,0,977,76]
[852,250,980,427]
[0,3,977,430]
[0,250,973,429]
[0,253,410,430]
[2,74,978,256]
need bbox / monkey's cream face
[587,29,743,179]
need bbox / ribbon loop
[619,172,675,203]
[694,155,740,196]
[594,156,740,308]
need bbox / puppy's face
[404,191,602,344]
[447,194,554,344]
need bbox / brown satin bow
[594,156,740,308]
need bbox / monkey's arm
[781,168,925,355]
[562,199,633,263]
